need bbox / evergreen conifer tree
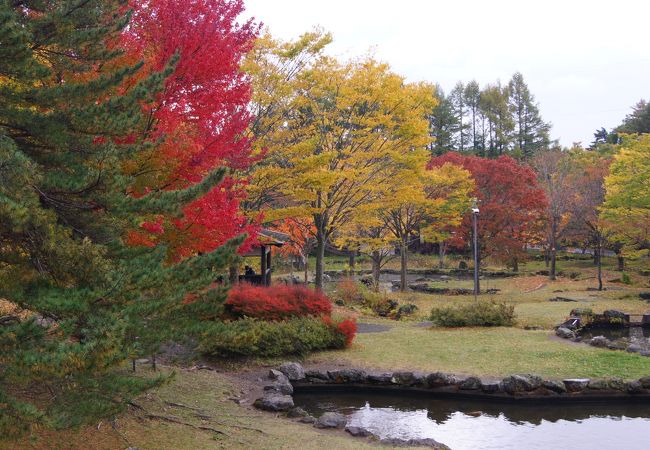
[0,0,238,435]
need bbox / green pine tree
[0,0,238,435]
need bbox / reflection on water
[580,327,650,350]
[295,392,650,450]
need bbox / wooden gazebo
[239,229,289,286]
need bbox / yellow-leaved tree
[338,156,473,291]
[601,134,650,258]
[248,35,437,288]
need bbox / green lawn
[307,252,650,380]
[310,323,650,379]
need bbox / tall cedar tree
[429,153,547,271]
[121,0,259,260]
[0,0,242,434]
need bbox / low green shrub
[621,272,631,284]
[200,316,355,357]
[429,300,516,327]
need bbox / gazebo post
[260,245,267,286]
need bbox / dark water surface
[580,327,650,350]
[294,391,650,450]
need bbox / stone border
[253,362,650,448]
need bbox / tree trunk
[315,231,325,290]
[400,237,408,292]
[229,263,239,285]
[617,255,625,271]
[349,252,356,270]
[438,242,446,269]
[303,254,309,284]
[372,251,381,292]
[512,257,519,273]
[549,221,557,281]
[593,246,599,266]
[597,234,603,291]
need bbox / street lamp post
[471,199,480,301]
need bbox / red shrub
[224,284,332,321]
[336,318,357,347]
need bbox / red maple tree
[121,0,260,258]
[429,153,548,270]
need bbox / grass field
[3,252,648,449]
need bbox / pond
[580,326,650,351]
[294,391,650,450]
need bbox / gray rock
[626,344,643,353]
[253,394,294,412]
[459,376,482,390]
[366,372,393,384]
[542,380,567,394]
[279,362,305,381]
[263,381,293,395]
[587,379,609,390]
[627,381,645,394]
[640,351,650,357]
[298,415,316,424]
[639,376,650,389]
[589,336,609,348]
[426,372,457,388]
[480,381,502,393]
[314,412,347,429]
[608,378,626,391]
[305,369,330,381]
[603,310,626,321]
[379,437,450,449]
[346,425,375,437]
[391,371,423,386]
[555,327,575,339]
[287,407,309,418]
[502,374,542,394]
[268,369,288,382]
[563,378,590,393]
[328,369,367,383]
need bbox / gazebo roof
[240,229,289,257]
[257,228,289,246]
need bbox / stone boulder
[279,362,305,381]
[391,371,424,386]
[603,310,626,321]
[608,378,626,391]
[314,412,347,429]
[366,372,393,384]
[555,327,575,339]
[501,374,542,394]
[587,379,608,390]
[639,376,650,389]
[563,378,590,393]
[328,369,367,383]
[480,381,502,393]
[263,380,293,395]
[253,394,294,412]
[346,425,375,437]
[287,407,309,418]
[379,437,450,449]
[426,372,457,388]
[588,336,609,348]
[627,381,645,394]
[269,369,289,382]
[542,380,567,394]
[459,377,482,390]
[626,344,644,353]
[305,369,330,382]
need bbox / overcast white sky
[243,0,650,147]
